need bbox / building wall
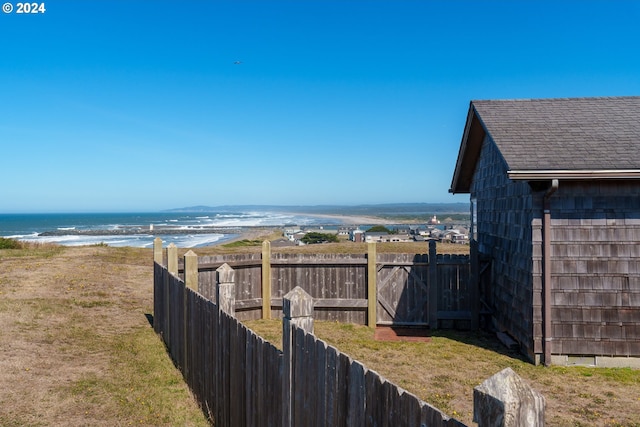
[549,181,640,357]
[471,134,539,361]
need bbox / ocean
[0,211,344,248]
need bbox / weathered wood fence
[154,260,466,426]
[153,239,545,426]
[154,262,283,425]
[163,240,478,329]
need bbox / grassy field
[2,237,639,426]
[0,243,209,426]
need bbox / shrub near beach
[0,237,22,249]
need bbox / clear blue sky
[1,1,639,213]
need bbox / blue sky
[1,1,639,213]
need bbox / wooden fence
[154,263,283,425]
[166,240,477,329]
[153,255,545,426]
[154,261,466,426]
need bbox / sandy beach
[287,212,396,225]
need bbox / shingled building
[450,97,640,366]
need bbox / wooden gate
[376,254,430,326]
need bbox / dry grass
[7,237,637,426]
[0,245,209,426]
[244,320,640,427]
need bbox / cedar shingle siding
[472,133,540,360]
[549,181,640,357]
[451,96,640,364]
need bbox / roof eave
[449,103,487,194]
[507,170,640,180]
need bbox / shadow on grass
[427,328,529,363]
[144,313,154,328]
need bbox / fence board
[312,339,326,427]
[203,300,214,420]
[266,341,282,426]
[336,352,350,427]
[347,360,366,427]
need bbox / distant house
[394,227,412,235]
[442,230,468,244]
[349,228,364,243]
[364,232,389,243]
[429,228,444,240]
[450,97,640,366]
[337,227,351,236]
[385,234,412,243]
[365,232,412,243]
[410,226,428,236]
[284,226,302,242]
[292,232,307,245]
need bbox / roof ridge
[472,96,640,103]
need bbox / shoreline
[15,212,429,248]
[286,212,395,225]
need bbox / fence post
[428,240,438,329]
[262,240,272,319]
[216,263,236,315]
[153,237,163,265]
[282,286,314,427]
[473,367,545,426]
[184,250,198,291]
[367,242,377,328]
[167,243,178,276]
[470,240,479,330]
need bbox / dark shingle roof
[472,96,640,170]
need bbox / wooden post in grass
[282,286,314,427]
[367,242,377,328]
[470,239,479,330]
[153,237,163,265]
[167,243,178,276]
[262,240,272,319]
[184,250,198,291]
[216,263,235,315]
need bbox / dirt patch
[374,326,432,342]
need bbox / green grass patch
[62,326,210,426]
[223,239,264,248]
[90,246,150,266]
[0,240,63,259]
[0,237,22,249]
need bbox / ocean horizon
[0,211,347,248]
